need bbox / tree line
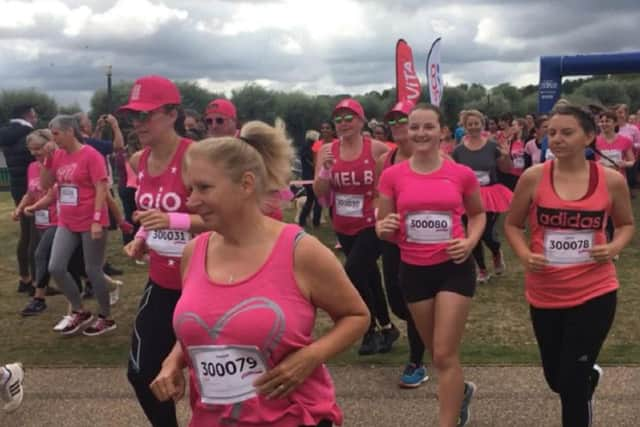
[2,74,639,145]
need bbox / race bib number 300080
[405,211,452,243]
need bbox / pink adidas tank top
[136,138,192,290]
[173,224,342,427]
[330,137,376,235]
[526,161,618,308]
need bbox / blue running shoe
[457,381,477,426]
[399,363,429,388]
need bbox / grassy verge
[1,192,639,367]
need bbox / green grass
[1,192,640,367]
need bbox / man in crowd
[204,98,237,137]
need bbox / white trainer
[1,363,24,413]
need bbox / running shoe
[1,363,24,413]
[17,281,33,294]
[53,315,73,331]
[592,364,603,391]
[493,250,506,275]
[60,311,94,336]
[103,263,123,276]
[83,317,117,336]
[378,323,400,353]
[21,298,47,317]
[399,363,429,388]
[457,381,477,426]
[477,269,490,284]
[358,329,381,355]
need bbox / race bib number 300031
[146,229,191,258]
[189,345,268,405]
[544,229,594,265]
[405,211,452,243]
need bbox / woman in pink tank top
[149,120,369,427]
[313,98,397,357]
[120,75,206,427]
[505,105,634,427]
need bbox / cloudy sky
[1,0,638,110]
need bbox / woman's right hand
[519,250,547,272]
[149,362,185,402]
[320,145,335,170]
[11,208,21,221]
[375,213,400,240]
[124,238,146,259]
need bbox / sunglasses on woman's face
[205,117,225,126]
[333,114,354,124]
[387,117,409,126]
[127,109,160,123]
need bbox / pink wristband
[93,211,102,222]
[168,213,191,230]
[135,227,148,240]
[43,156,53,170]
[318,167,332,180]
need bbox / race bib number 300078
[544,229,594,265]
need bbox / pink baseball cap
[333,98,366,121]
[118,75,181,112]
[205,99,237,120]
[385,100,415,120]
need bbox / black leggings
[469,212,501,270]
[17,214,37,279]
[530,291,617,427]
[381,241,425,365]
[127,280,181,427]
[301,421,332,427]
[337,228,390,331]
[298,184,322,227]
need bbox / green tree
[575,80,629,107]
[58,102,83,115]
[175,81,222,113]
[89,81,132,121]
[440,86,466,128]
[464,94,510,119]
[0,89,58,127]
[232,83,278,124]
[465,83,486,102]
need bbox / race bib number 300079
[189,345,268,405]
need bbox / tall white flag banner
[426,37,443,106]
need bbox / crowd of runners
[1,74,638,427]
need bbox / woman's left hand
[590,244,617,263]
[447,238,473,264]
[254,346,321,399]
[136,209,170,230]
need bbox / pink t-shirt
[174,226,342,427]
[595,134,632,168]
[50,146,108,232]
[378,159,479,266]
[618,123,640,153]
[27,161,58,229]
[524,139,542,166]
[508,140,526,176]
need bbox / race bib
[474,170,491,186]
[544,229,594,265]
[513,155,525,169]
[146,229,191,258]
[405,211,452,243]
[59,185,78,206]
[35,210,50,226]
[335,193,364,218]
[189,345,268,405]
[600,149,622,167]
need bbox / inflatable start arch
[538,52,640,113]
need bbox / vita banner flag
[395,39,421,103]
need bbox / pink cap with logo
[118,75,181,112]
[333,98,366,121]
[384,100,415,120]
[205,99,237,120]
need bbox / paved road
[1,366,639,426]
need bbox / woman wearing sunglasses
[314,98,397,355]
[376,101,429,387]
[120,75,204,427]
